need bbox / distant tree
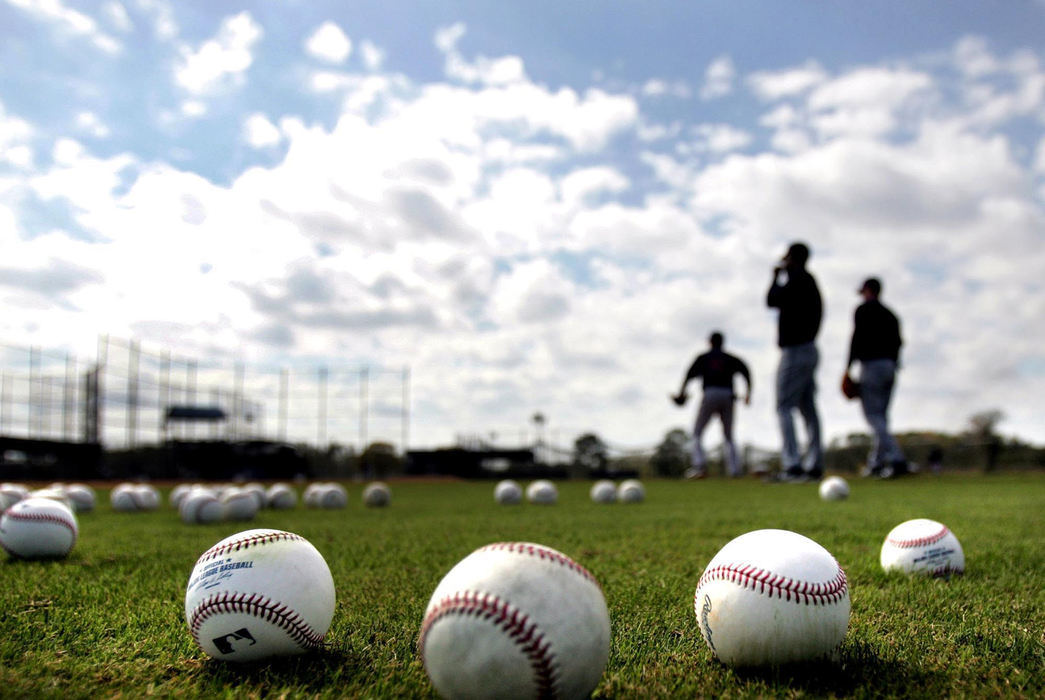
[967,410,1004,439]
[651,428,690,477]
[967,410,1004,471]
[573,433,608,474]
[359,441,401,478]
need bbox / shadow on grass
[192,642,367,693]
[729,640,945,696]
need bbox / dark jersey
[685,349,751,394]
[848,300,902,365]
[767,269,823,348]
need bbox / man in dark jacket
[846,277,909,478]
[672,331,752,478]
[767,242,824,481]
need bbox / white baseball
[420,542,611,699]
[525,479,558,505]
[111,483,139,512]
[617,479,645,504]
[303,483,326,508]
[185,529,336,662]
[222,488,260,521]
[1,483,30,512]
[64,483,97,513]
[180,489,224,524]
[169,484,193,509]
[880,518,964,577]
[590,480,617,504]
[318,483,349,509]
[694,529,850,667]
[494,479,523,505]
[266,483,297,510]
[362,482,390,507]
[133,484,161,511]
[30,487,74,510]
[242,483,268,511]
[818,476,850,501]
[0,497,79,559]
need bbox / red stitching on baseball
[2,510,78,539]
[696,564,848,606]
[887,525,949,549]
[480,543,600,589]
[195,531,305,565]
[419,591,559,698]
[188,591,326,651]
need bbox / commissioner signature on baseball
[700,595,716,654]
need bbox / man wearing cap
[766,242,824,482]
[671,331,752,478]
[846,277,909,478]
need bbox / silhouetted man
[846,277,909,478]
[767,242,824,481]
[671,331,751,478]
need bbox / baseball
[880,518,964,577]
[420,542,611,699]
[110,483,139,512]
[221,488,260,521]
[590,480,617,504]
[303,483,326,508]
[617,479,645,504]
[318,483,349,509]
[525,479,558,505]
[133,484,161,511]
[0,497,79,559]
[818,476,850,501]
[363,482,391,507]
[1,483,29,512]
[180,489,223,524]
[694,529,850,667]
[494,479,523,505]
[169,484,193,509]
[185,529,336,662]
[242,483,268,511]
[64,483,97,513]
[266,483,297,510]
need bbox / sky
[2,0,1045,455]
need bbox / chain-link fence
[0,337,410,453]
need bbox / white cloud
[31,138,137,214]
[6,0,122,53]
[642,79,691,99]
[360,39,385,71]
[243,113,282,148]
[1036,137,1045,172]
[305,21,352,64]
[808,67,932,110]
[180,100,207,118]
[693,124,752,153]
[102,1,132,32]
[175,11,262,94]
[488,259,575,324]
[434,22,466,53]
[748,60,828,100]
[75,111,110,138]
[435,22,527,86]
[559,167,629,208]
[137,0,178,40]
[700,55,735,99]
[0,102,35,168]
[954,36,1000,77]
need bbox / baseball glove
[841,373,861,400]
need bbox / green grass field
[1,473,1043,698]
